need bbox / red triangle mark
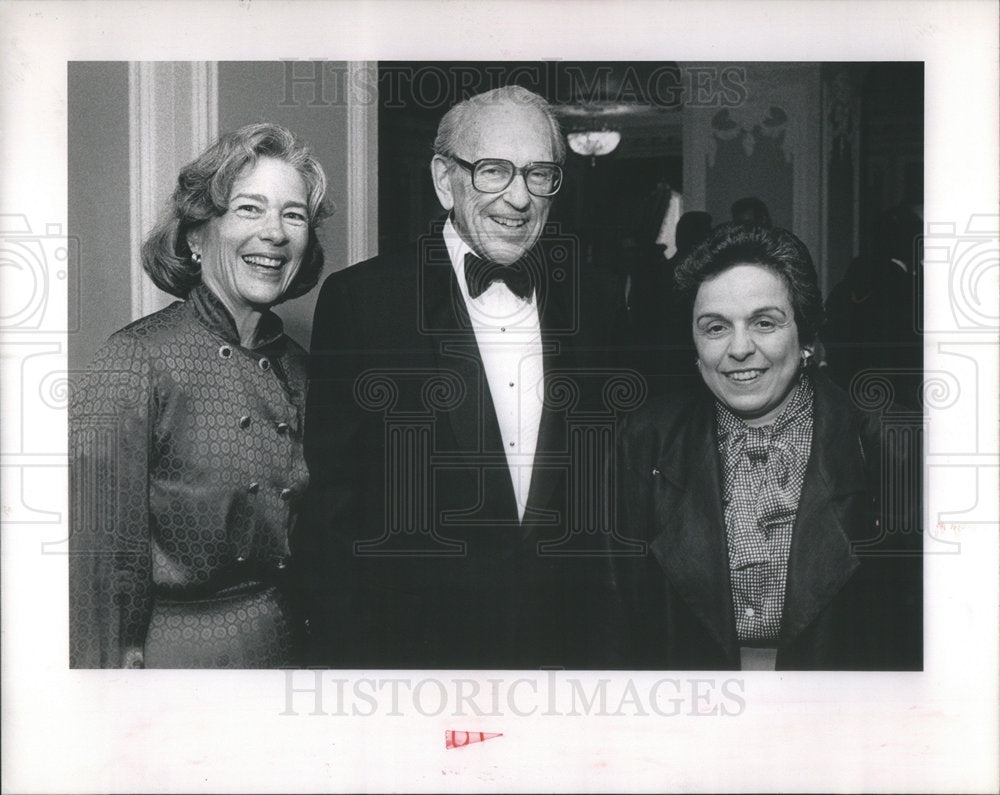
[445,730,503,749]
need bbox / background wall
[683,63,824,288]
[68,62,132,373]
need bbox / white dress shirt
[655,188,683,258]
[443,219,545,522]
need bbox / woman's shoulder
[811,370,909,432]
[625,384,708,427]
[85,299,194,372]
[105,299,188,345]
[75,304,184,415]
[811,370,921,468]
[619,384,712,458]
[281,333,307,358]
[277,333,308,388]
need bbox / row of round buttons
[218,344,271,371]
[246,482,295,501]
[234,555,289,570]
[238,416,292,434]
[215,340,297,568]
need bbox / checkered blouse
[715,375,815,643]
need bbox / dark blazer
[298,223,630,669]
[614,373,922,670]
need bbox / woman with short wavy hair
[615,223,922,670]
[70,122,331,668]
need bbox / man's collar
[443,217,472,277]
[442,218,476,304]
[443,217,544,305]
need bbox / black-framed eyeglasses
[450,156,563,197]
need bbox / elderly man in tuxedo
[298,85,629,669]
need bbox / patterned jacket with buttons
[69,284,308,668]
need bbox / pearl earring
[191,252,202,265]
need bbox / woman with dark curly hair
[70,123,330,668]
[614,223,922,670]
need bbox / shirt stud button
[218,345,233,359]
[239,415,251,429]
[276,422,290,434]
[247,482,260,494]
[509,382,515,387]
[651,467,660,476]
[258,358,271,371]
[500,327,506,333]
[280,488,293,501]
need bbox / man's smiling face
[432,100,555,265]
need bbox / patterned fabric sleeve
[69,330,154,668]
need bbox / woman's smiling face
[189,156,309,317]
[692,263,804,426]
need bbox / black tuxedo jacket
[613,374,923,670]
[297,224,630,668]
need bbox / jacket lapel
[523,271,573,527]
[419,231,518,523]
[780,379,864,645]
[648,397,739,664]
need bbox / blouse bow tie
[464,252,534,300]
[743,426,771,464]
[743,428,797,486]
[727,425,799,488]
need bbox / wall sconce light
[567,130,621,166]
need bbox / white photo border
[1,1,998,792]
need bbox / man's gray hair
[433,85,566,164]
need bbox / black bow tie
[464,252,534,300]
